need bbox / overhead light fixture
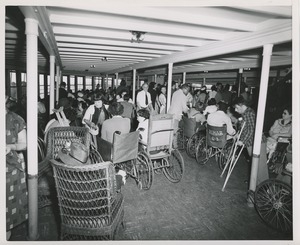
[102,57,108,62]
[130,31,146,43]
[90,65,96,68]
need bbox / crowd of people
[5,77,292,238]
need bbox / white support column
[203,77,206,86]
[249,44,273,196]
[182,72,186,84]
[25,18,39,241]
[55,65,60,103]
[49,55,55,113]
[132,69,136,104]
[238,68,243,97]
[166,63,173,111]
[115,73,118,88]
[106,74,108,91]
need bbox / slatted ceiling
[6,6,292,77]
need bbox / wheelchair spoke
[136,151,153,190]
[163,149,184,183]
[255,179,292,233]
[195,137,206,164]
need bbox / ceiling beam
[106,20,291,74]
[49,6,257,32]
[49,11,228,40]
[19,6,63,68]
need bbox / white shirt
[168,89,189,121]
[137,119,149,144]
[136,90,152,109]
[203,105,218,116]
[207,110,236,137]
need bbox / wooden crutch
[221,121,245,191]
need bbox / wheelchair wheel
[255,179,292,233]
[186,132,203,158]
[195,136,206,164]
[136,151,153,190]
[218,141,233,170]
[163,149,184,183]
[175,128,185,150]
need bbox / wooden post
[166,63,173,111]
[25,17,39,241]
[182,72,186,84]
[133,69,136,104]
[248,44,273,203]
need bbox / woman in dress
[6,96,28,240]
[266,107,292,159]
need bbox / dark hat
[58,142,91,166]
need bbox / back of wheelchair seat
[183,116,197,138]
[148,114,174,152]
[206,124,227,149]
[112,131,139,164]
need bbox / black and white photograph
[1,0,299,244]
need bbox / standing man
[168,83,190,148]
[136,82,153,112]
[59,81,68,99]
[232,96,268,207]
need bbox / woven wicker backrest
[51,160,117,228]
[112,131,139,164]
[147,114,174,152]
[45,127,91,160]
[183,116,197,138]
[206,124,227,149]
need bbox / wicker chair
[38,126,91,208]
[50,160,124,240]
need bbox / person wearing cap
[101,102,130,143]
[82,92,110,137]
[136,82,153,111]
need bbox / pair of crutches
[220,121,246,191]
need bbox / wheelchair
[195,124,234,170]
[267,136,292,171]
[254,141,292,234]
[176,116,205,158]
[97,131,154,190]
[140,114,185,183]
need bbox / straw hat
[58,142,91,166]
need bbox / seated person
[136,108,150,145]
[207,101,236,140]
[203,98,218,116]
[266,107,292,160]
[82,93,110,136]
[101,102,131,143]
[187,101,206,125]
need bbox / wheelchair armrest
[277,136,291,143]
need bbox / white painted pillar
[132,69,136,104]
[249,44,273,194]
[25,18,39,241]
[115,73,118,88]
[49,55,55,113]
[182,72,186,84]
[55,65,60,103]
[166,63,173,111]
[154,74,157,84]
[203,77,206,86]
[106,74,108,90]
[238,68,243,97]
